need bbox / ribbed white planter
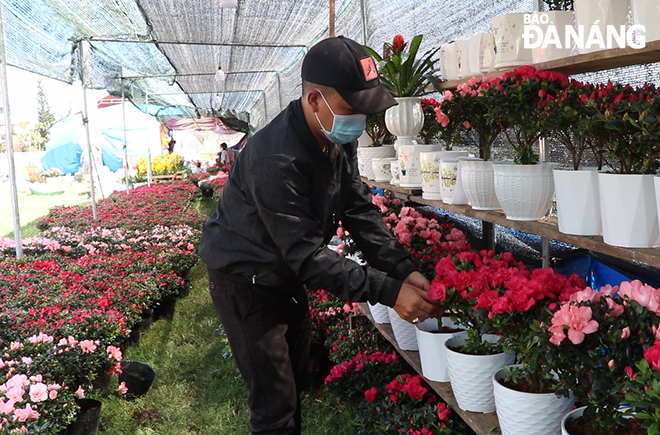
[460,160,501,211]
[357,145,395,180]
[456,39,470,80]
[386,308,435,351]
[420,150,469,200]
[493,163,559,221]
[560,406,586,435]
[631,0,660,43]
[385,97,424,147]
[398,144,445,189]
[445,332,515,413]
[599,173,660,248]
[530,11,576,63]
[441,43,459,81]
[372,157,396,183]
[553,168,602,236]
[491,13,533,69]
[573,0,630,54]
[493,366,575,435]
[368,302,390,324]
[415,317,464,382]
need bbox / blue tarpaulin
[40,114,85,175]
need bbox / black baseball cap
[301,36,398,115]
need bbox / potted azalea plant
[578,81,660,247]
[481,65,569,221]
[547,281,660,435]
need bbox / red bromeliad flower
[392,34,407,53]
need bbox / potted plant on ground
[578,81,660,247]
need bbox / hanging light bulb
[219,0,238,8]
[215,66,226,84]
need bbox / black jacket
[198,99,417,307]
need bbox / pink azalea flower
[29,383,48,402]
[12,403,39,422]
[118,381,129,395]
[78,340,97,354]
[549,304,599,345]
[75,386,85,398]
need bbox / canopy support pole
[78,40,98,220]
[329,0,336,37]
[121,75,130,192]
[275,72,283,112]
[0,1,22,259]
[145,93,153,186]
[360,0,368,45]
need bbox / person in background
[198,36,435,435]
[218,142,235,164]
[167,139,176,154]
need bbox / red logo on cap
[360,57,378,81]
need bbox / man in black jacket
[199,36,435,435]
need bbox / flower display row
[0,181,206,432]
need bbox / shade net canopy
[4,0,659,131]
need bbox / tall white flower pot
[493,366,575,435]
[468,33,485,77]
[368,302,390,324]
[480,33,497,73]
[573,0,630,54]
[493,163,560,221]
[599,173,660,248]
[460,159,501,211]
[560,406,586,435]
[398,144,445,189]
[357,145,395,180]
[631,0,660,43]
[390,160,401,185]
[441,43,459,81]
[445,332,515,413]
[553,168,602,236]
[420,150,469,200]
[530,11,576,63]
[384,97,424,147]
[456,39,470,80]
[491,13,534,70]
[415,317,465,383]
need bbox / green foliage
[365,35,441,98]
[365,111,395,146]
[543,0,574,10]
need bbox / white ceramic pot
[530,11,576,63]
[460,159,501,210]
[390,160,401,185]
[357,145,395,180]
[480,33,497,73]
[445,332,515,413]
[441,159,460,204]
[493,163,560,221]
[560,406,586,435]
[573,0,630,54]
[491,13,534,69]
[441,43,459,81]
[387,308,435,351]
[599,173,660,248]
[468,33,485,77]
[493,366,575,435]
[371,157,396,183]
[420,150,469,200]
[553,168,602,236]
[630,0,660,43]
[385,97,424,147]
[415,317,464,382]
[398,144,446,189]
[368,302,390,324]
[456,39,470,80]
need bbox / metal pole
[145,93,153,186]
[329,0,336,37]
[121,76,130,192]
[0,2,22,259]
[78,40,97,220]
[360,0,368,45]
[275,72,283,112]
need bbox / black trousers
[208,269,311,435]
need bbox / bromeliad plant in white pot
[578,81,660,248]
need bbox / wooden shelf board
[362,178,660,271]
[359,303,500,435]
[439,39,660,90]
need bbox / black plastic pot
[66,398,102,435]
[119,360,156,400]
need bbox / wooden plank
[361,177,422,198]
[359,303,500,435]
[440,40,660,90]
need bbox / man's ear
[306,89,321,113]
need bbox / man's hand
[393,272,435,324]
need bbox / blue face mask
[314,90,366,144]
